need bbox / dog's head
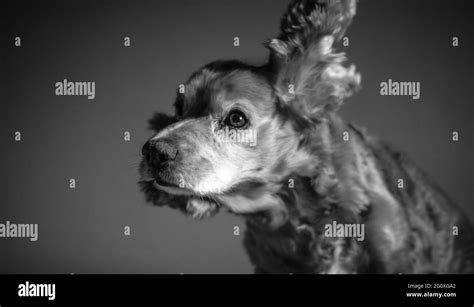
[139,0,360,218]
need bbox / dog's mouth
[139,176,222,218]
[140,177,202,197]
[153,178,179,188]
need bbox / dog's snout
[142,139,178,168]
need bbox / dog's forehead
[180,62,274,117]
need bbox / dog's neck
[229,115,379,273]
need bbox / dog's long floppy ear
[267,0,360,119]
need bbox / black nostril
[141,139,178,168]
[158,153,168,162]
[155,140,178,162]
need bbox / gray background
[1,0,472,273]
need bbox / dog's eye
[225,110,248,128]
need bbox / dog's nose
[142,139,178,168]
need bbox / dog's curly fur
[138,0,474,273]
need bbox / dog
[139,0,474,274]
